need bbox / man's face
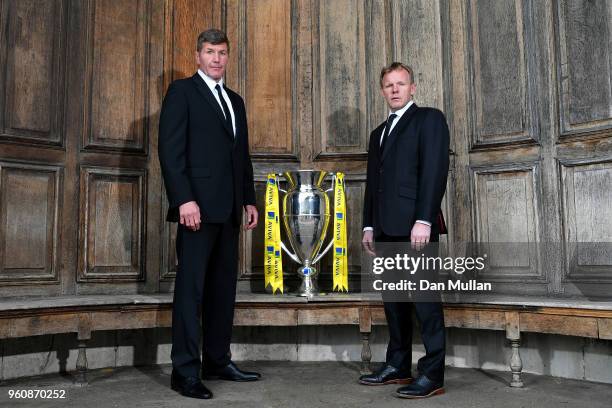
[196,42,228,81]
[380,69,416,111]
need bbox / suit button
[379,169,383,174]
[378,189,383,193]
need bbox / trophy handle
[275,173,300,264]
[280,240,301,264]
[312,238,334,264]
[324,172,335,194]
[312,173,336,265]
[277,172,288,194]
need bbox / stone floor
[1,362,611,408]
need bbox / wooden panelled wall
[0,0,610,299]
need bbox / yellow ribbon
[333,172,348,292]
[264,174,283,294]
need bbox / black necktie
[215,84,233,134]
[380,113,397,154]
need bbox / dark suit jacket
[158,73,256,225]
[363,103,450,237]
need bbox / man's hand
[245,205,258,230]
[411,222,431,251]
[179,201,201,231]
[362,230,376,256]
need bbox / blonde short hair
[379,62,414,87]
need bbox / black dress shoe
[171,370,213,399]
[396,375,444,398]
[204,361,261,382]
[359,364,412,385]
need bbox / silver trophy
[277,170,336,297]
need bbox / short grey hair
[197,29,229,52]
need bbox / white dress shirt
[379,100,414,146]
[198,69,236,136]
[364,100,432,232]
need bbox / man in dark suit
[359,62,450,399]
[158,29,260,400]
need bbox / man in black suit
[359,62,450,399]
[158,29,260,400]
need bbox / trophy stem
[297,265,319,297]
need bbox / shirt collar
[388,100,414,121]
[197,69,224,93]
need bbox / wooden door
[3,0,608,300]
[446,0,612,298]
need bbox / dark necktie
[215,84,233,134]
[380,113,397,154]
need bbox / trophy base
[297,266,320,297]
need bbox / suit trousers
[171,219,239,378]
[377,232,446,382]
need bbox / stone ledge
[0,292,610,313]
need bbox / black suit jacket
[363,103,450,236]
[158,73,256,225]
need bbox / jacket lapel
[381,103,419,162]
[374,122,386,159]
[192,74,234,139]
[225,89,241,147]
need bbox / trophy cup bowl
[279,170,335,297]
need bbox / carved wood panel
[81,0,150,153]
[0,0,66,147]
[0,161,61,283]
[466,0,536,148]
[471,163,543,282]
[226,0,295,159]
[78,166,146,282]
[560,158,612,283]
[162,0,222,84]
[392,0,445,109]
[556,0,612,138]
